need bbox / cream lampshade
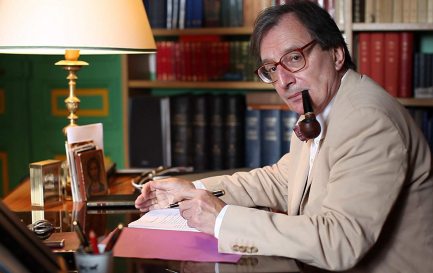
[0,0,156,133]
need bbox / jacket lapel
[288,140,311,215]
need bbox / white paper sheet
[128,208,199,232]
[66,123,104,149]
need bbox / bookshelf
[128,79,270,90]
[353,23,433,31]
[126,29,433,106]
[123,0,433,167]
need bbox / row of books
[143,0,344,30]
[353,0,433,23]
[143,0,247,29]
[129,94,246,171]
[357,32,414,98]
[414,53,433,98]
[129,92,433,171]
[155,39,258,82]
[245,105,298,168]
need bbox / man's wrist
[191,180,227,238]
[214,205,229,239]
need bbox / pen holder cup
[74,248,113,273]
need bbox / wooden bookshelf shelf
[152,27,254,36]
[398,98,433,107]
[128,80,272,90]
[128,80,433,107]
[153,26,345,36]
[353,23,433,32]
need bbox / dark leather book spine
[171,94,193,167]
[209,95,225,170]
[260,109,282,166]
[280,109,298,155]
[224,94,245,169]
[245,106,261,168]
[192,95,209,171]
[399,32,414,98]
[129,96,171,168]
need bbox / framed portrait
[75,149,108,199]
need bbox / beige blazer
[201,70,433,272]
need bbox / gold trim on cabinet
[0,89,4,114]
[128,80,272,90]
[0,152,9,195]
[51,89,109,117]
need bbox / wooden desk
[3,172,136,212]
[3,170,301,273]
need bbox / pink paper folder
[111,227,241,263]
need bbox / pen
[72,220,90,251]
[168,190,225,208]
[89,230,99,254]
[104,223,124,253]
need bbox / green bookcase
[0,54,125,196]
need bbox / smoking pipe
[298,90,321,140]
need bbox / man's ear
[333,47,345,70]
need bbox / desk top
[3,170,301,273]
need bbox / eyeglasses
[255,40,317,83]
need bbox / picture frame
[29,159,62,208]
[75,148,108,199]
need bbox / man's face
[259,14,344,115]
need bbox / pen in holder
[73,221,123,273]
[74,247,113,273]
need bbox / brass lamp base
[55,49,88,135]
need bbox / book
[209,95,225,170]
[192,95,209,171]
[364,0,375,22]
[203,0,221,27]
[409,0,418,23]
[129,96,172,168]
[402,0,412,23]
[280,110,298,155]
[428,0,433,23]
[190,0,204,28]
[334,0,345,27]
[399,32,414,98]
[243,0,255,27]
[171,94,193,167]
[393,0,403,22]
[384,32,400,97]
[353,0,365,23]
[245,106,261,168]
[370,32,385,87]
[224,94,245,169]
[260,109,282,166]
[357,32,371,76]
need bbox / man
[135,1,433,272]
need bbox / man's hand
[134,177,194,212]
[177,189,226,235]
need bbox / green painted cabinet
[0,55,125,196]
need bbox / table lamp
[0,0,156,134]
